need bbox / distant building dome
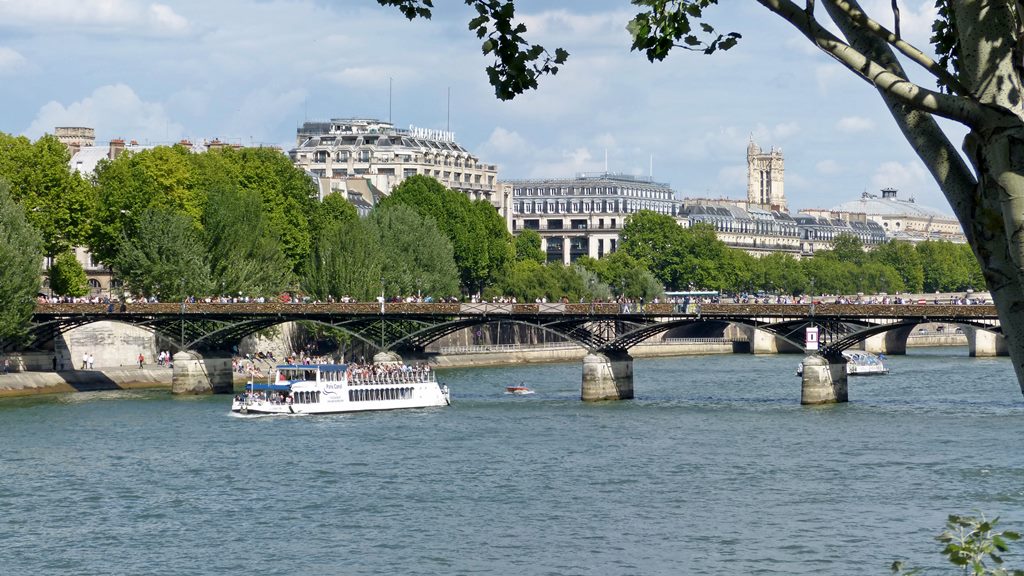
[831,188,951,218]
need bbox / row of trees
[613,210,983,296]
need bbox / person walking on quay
[137,353,144,369]
[81,351,89,370]
[87,353,94,370]
[2,356,8,375]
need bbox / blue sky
[0,0,961,213]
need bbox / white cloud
[480,127,528,157]
[22,83,184,143]
[816,159,844,175]
[716,164,748,193]
[519,9,632,48]
[148,3,188,33]
[0,46,26,73]
[678,126,748,161]
[815,64,844,93]
[773,122,800,139]
[594,132,617,149]
[528,147,603,178]
[220,87,307,144]
[0,0,189,35]
[869,160,930,198]
[836,116,875,133]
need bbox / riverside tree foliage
[111,207,213,300]
[48,250,89,298]
[376,0,1024,392]
[0,133,94,256]
[302,217,384,301]
[90,145,318,272]
[369,204,461,298]
[0,180,43,344]
[378,174,513,293]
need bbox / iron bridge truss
[15,304,1002,358]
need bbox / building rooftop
[831,188,953,219]
[506,172,672,189]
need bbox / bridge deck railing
[33,302,998,319]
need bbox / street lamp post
[179,278,186,350]
[809,278,816,316]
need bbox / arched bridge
[20,301,1001,357]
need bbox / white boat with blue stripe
[231,363,450,415]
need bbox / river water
[2,347,1023,575]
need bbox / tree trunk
[965,127,1024,392]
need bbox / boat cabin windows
[294,390,321,404]
[348,387,414,402]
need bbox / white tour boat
[796,351,890,376]
[231,363,450,415]
[842,351,889,376]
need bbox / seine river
[2,347,1023,575]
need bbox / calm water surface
[2,348,1023,575]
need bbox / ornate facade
[289,118,502,211]
[747,139,786,211]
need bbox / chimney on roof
[178,139,192,148]
[881,187,898,199]
[130,139,138,146]
[108,138,125,160]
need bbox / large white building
[508,173,680,263]
[289,118,503,211]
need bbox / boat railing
[348,369,437,386]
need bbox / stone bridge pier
[581,350,634,401]
[800,354,848,405]
[171,351,234,394]
[742,326,802,355]
[964,327,1009,357]
[859,326,912,355]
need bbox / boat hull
[232,396,449,415]
[232,362,450,416]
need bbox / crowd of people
[346,362,433,385]
[721,294,990,305]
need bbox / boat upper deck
[267,363,437,388]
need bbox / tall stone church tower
[746,138,786,211]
